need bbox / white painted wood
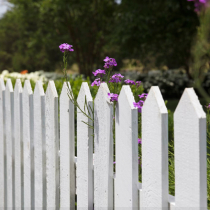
[94,83,113,209]
[174,88,207,209]
[45,81,59,209]
[0,78,5,209]
[5,79,14,208]
[140,86,168,208]
[77,82,93,209]
[115,85,138,208]
[14,79,23,209]
[23,80,34,208]
[34,81,46,209]
[60,82,75,209]
[168,194,175,210]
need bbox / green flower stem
[62,52,94,124]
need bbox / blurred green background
[1,0,210,104]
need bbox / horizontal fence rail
[0,78,207,209]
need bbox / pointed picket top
[23,80,33,95]
[77,82,93,209]
[5,78,14,208]
[34,81,45,209]
[140,86,168,209]
[94,82,113,209]
[34,80,44,96]
[115,85,138,209]
[77,82,92,106]
[14,79,23,94]
[119,85,136,108]
[174,88,207,209]
[175,88,205,119]
[142,86,167,114]
[61,82,73,100]
[60,82,69,99]
[14,79,23,209]
[0,78,5,91]
[6,78,13,92]
[46,80,58,98]
[0,78,5,209]
[95,82,110,103]
[45,80,59,208]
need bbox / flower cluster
[133,93,148,113]
[89,56,143,103]
[109,73,124,83]
[92,69,106,77]
[139,93,148,100]
[108,93,119,102]
[135,81,141,87]
[124,79,141,87]
[206,103,210,109]
[124,79,135,85]
[91,78,101,87]
[104,56,117,69]
[187,0,208,12]
[59,43,74,53]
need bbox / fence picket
[60,82,75,209]
[140,86,168,208]
[0,78,5,209]
[174,88,207,209]
[34,81,46,209]
[23,80,34,208]
[45,81,59,209]
[94,83,113,209]
[77,82,93,209]
[5,79,14,208]
[115,85,138,208]
[14,79,23,209]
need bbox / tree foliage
[0,0,200,77]
[113,0,199,75]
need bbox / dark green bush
[137,70,193,99]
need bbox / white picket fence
[0,78,207,209]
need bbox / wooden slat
[0,78,5,209]
[5,79,14,208]
[14,79,23,208]
[34,81,46,208]
[140,86,168,208]
[174,88,207,208]
[60,82,75,209]
[45,81,59,209]
[23,80,34,208]
[94,83,113,209]
[77,82,93,209]
[115,85,138,208]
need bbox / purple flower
[138,138,142,144]
[109,73,124,83]
[135,81,141,88]
[104,56,117,69]
[138,93,148,100]
[59,43,74,53]
[104,56,110,62]
[205,103,210,109]
[124,79,135,85]
[133,100,144,113]
[108,93,119,102]
[92,69,106,77]
[187,0,208,11]
[91,78,101,87]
